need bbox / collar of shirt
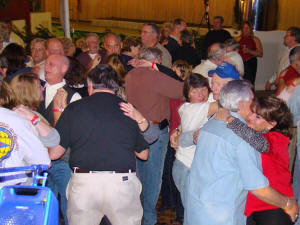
[45,79,66,108]
[169,35,178,42]
[230,112,246,123]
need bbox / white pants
[66,172,143,225]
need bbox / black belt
[72,168,135,174]
[151,119,169,130]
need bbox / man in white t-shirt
[265,27,300,90]
[193,43,226,86]
[224,38,244,77]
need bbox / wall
[44,0,235,26]
[277,0,300,30]
[44,0,300,30]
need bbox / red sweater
[169,99,183,135]
[244,132,294,216]
[280,65,300,86]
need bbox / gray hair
[85,32,99,40]
[104,33,121,43]
[143,23,160,34]
[138,47,162,62]
[218,80,252,112]
[289,46,300,63]
[208,43,226,61]
[224,38,240,51]
[30,38,46,50]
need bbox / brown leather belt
[151,120,160,125]
[72,167,135,174]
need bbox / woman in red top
[237,21,263,85]
[245,96,295,225]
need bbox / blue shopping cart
[0,165,59,225]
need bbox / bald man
[38,54,81,124]
[37,54,81,225]
[46,38,65,56]
[103,33,121,56]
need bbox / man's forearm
[251,186,289,209]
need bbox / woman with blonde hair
[0,76,50,187]
[10,72,60,147]
[104,53,128,85]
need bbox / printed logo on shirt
[0,123,17,162]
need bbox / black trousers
[243,57,258,86]
[160,143,184,221]
[247,208,294,225]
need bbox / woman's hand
[120,102,149,132]
[170,128,181,150]
[119,102,144,122]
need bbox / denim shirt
[288,86,300,157]
[184,112,269,225]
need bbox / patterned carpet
[156,196,178,225]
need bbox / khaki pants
[66,172,143,225]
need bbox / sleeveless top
[239,35,257,62]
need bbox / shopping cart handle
[0,165,49,174]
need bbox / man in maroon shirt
[125,47,183,225]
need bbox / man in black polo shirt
[49,64,149,225]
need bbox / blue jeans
[137,126,169,225]
[47,159,71,225]
[293,150,300,225]
[172,159,189,206]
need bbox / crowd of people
[0,16,299,225]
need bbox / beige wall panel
[43,0,237,27]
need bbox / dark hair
[289,46,300,63]
[183,73,210,101]
[251,95,293,138]
[64,57,87,86]
[173,18,185,26]
[241,21,254,36]
[143,23,160,34]
[224,38,240,51]
[1,43,26,75]
[180,30,193,46]
[121,37,141,52]
[287,26,300,43]
[87,64,119,93]
[0,55,8,69]
[214,16,224,24]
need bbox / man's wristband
[53,108,64,113]
[151,61,155,69]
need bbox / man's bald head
[46,38,64,56]
[45,54,69,85]
[103,33,121,56]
